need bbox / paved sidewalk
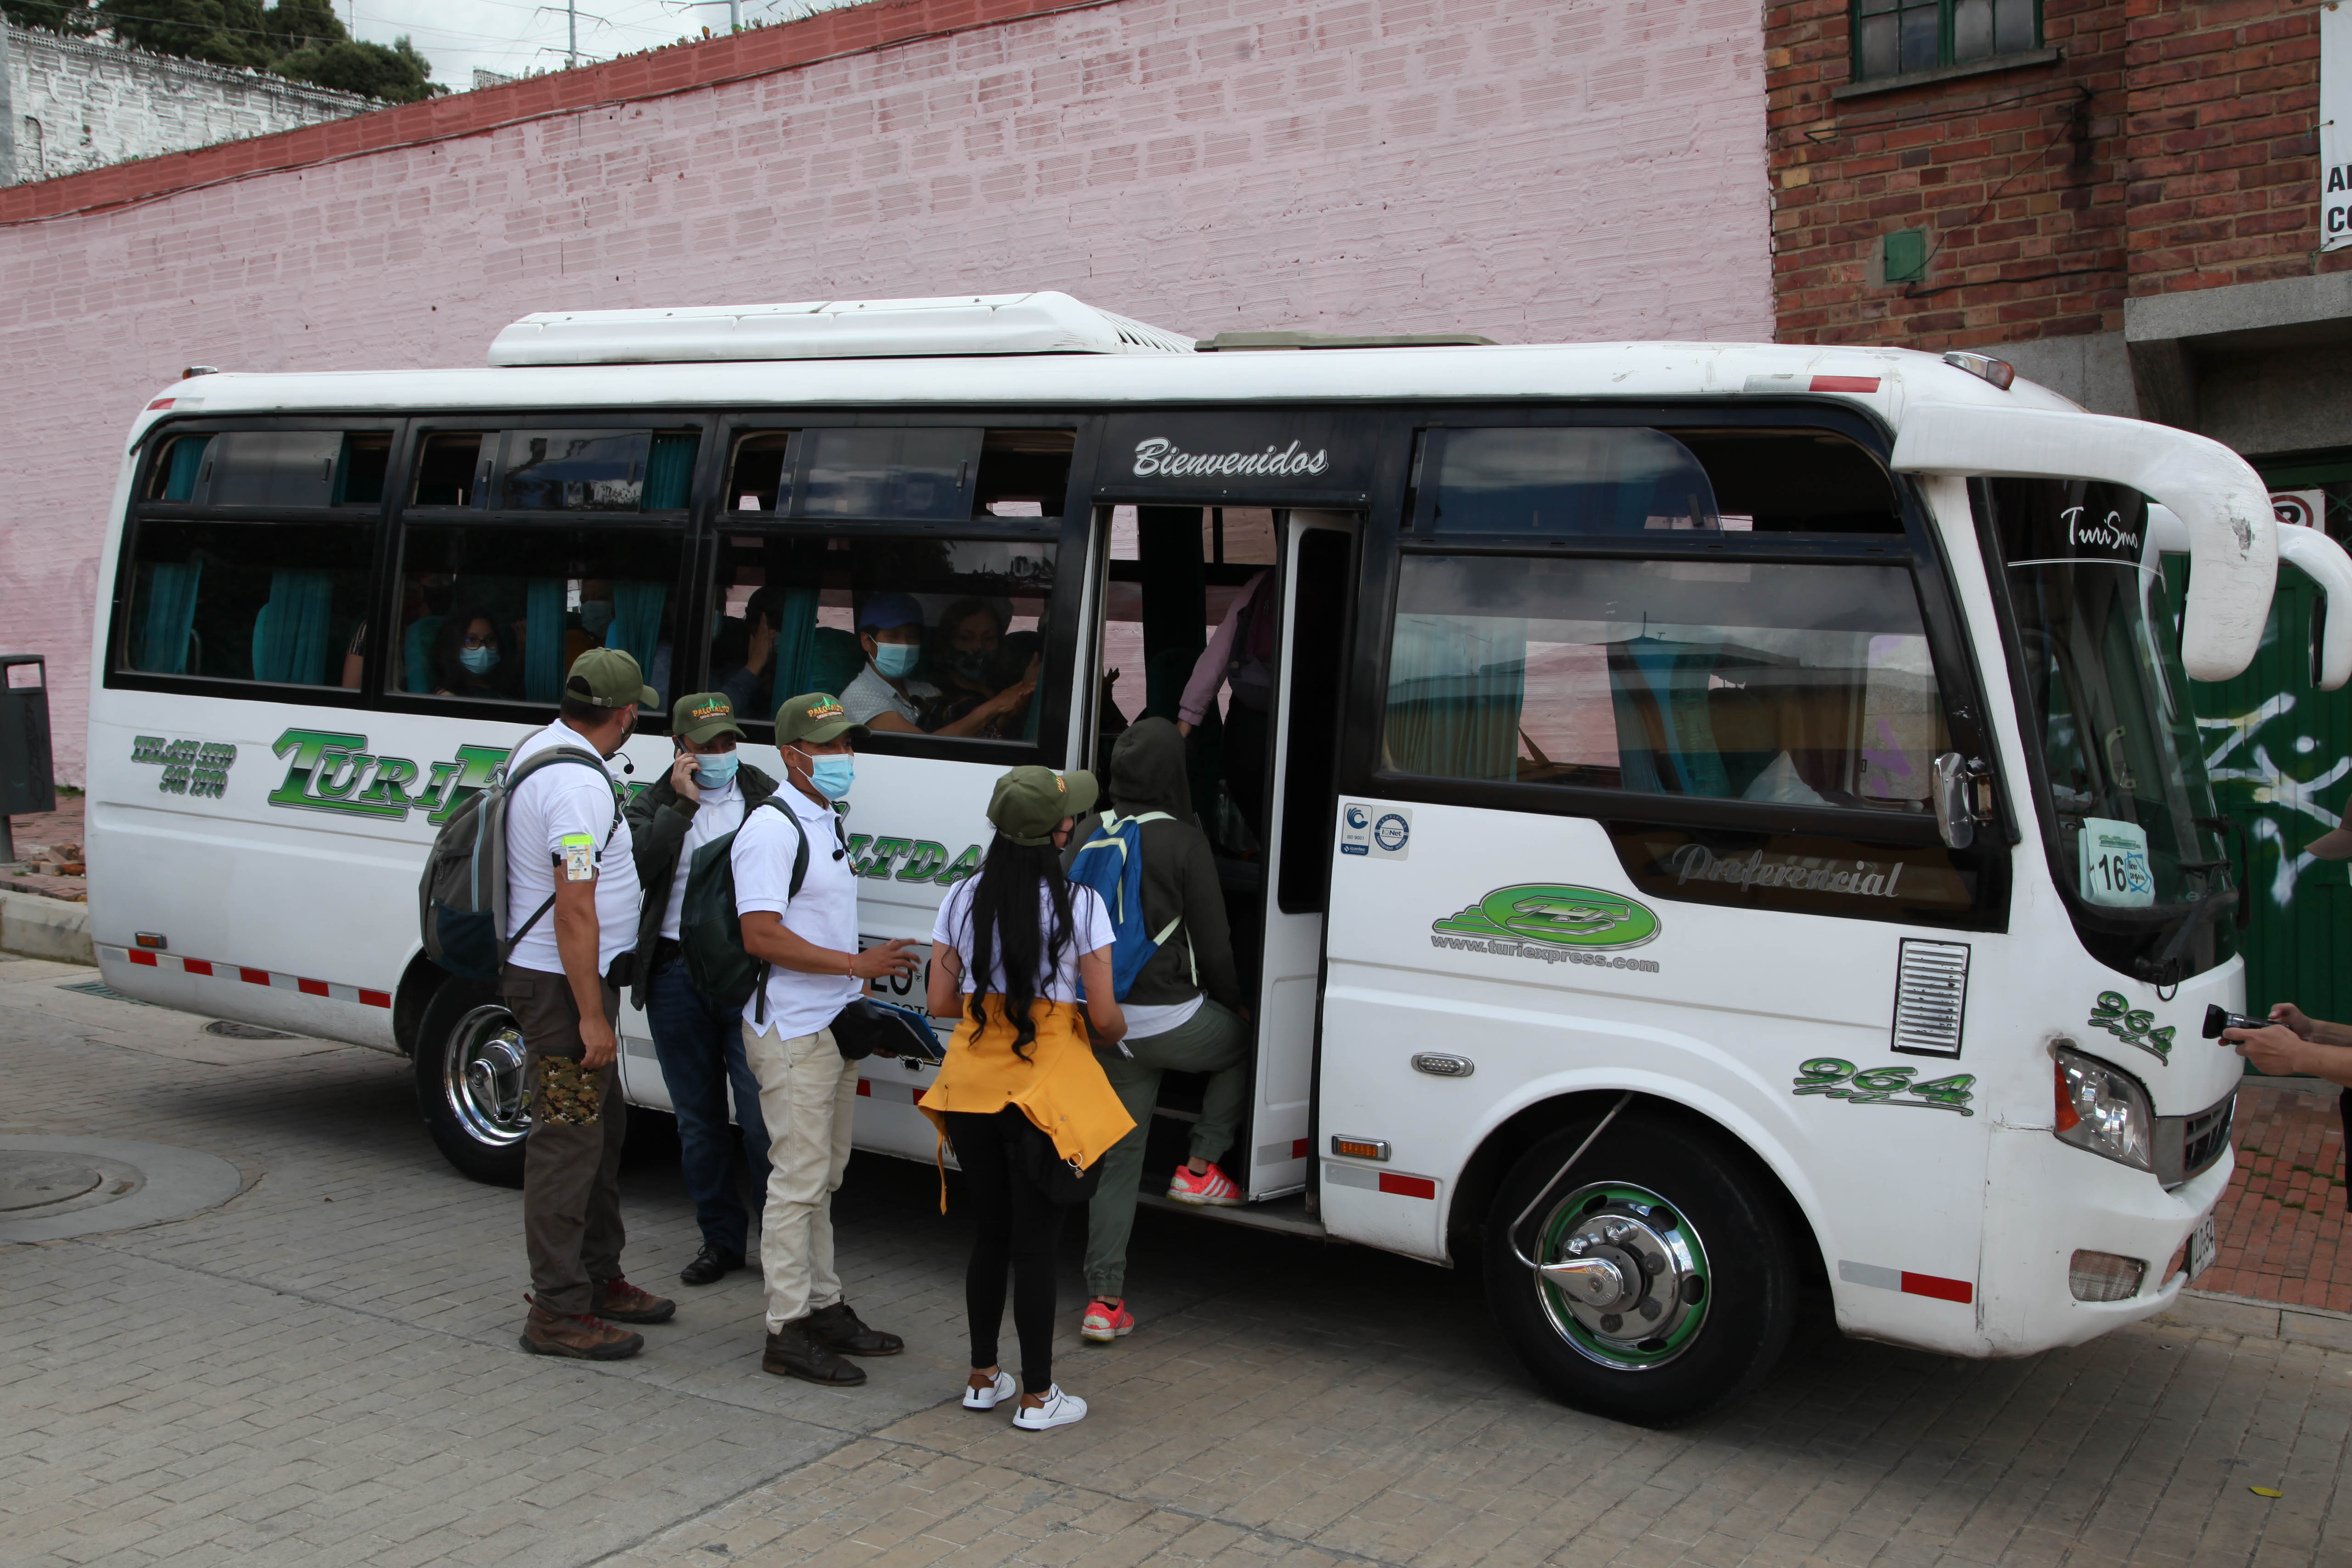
[3,955,2349,1568]
[2207,1079,2349,1311]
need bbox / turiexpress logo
[1431,884,1661,972]
[1131,437,1331,480]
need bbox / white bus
[86,294,2317,1425]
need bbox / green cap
[773,692,869,746]
[987,765,1099,846]
[671,691,744,744]
[565,647,658,710]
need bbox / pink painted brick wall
[0,0,1768,781]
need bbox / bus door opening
[1089,504,1358,1201]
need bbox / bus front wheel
[414,978,530,1188]
[1482,1112,1796,1427]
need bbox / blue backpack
[1068,812,1187,999]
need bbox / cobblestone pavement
[4,954,2350,1568]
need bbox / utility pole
[567,0,578,65]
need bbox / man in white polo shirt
[505,648,676,1361]
[735,691,921,1384]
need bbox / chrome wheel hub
[1534,1183,1709,1370]
[443,1005,530,1148]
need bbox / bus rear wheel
[414,979,529,1187]
[1482,1111,1796,1427]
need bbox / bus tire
[1482,1111,1796,1427]
[414,978,530,1188]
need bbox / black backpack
[677,796,810,1017]
[418,745,622,979]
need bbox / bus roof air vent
[1195,331,1498,351]
[486,292,1198,367]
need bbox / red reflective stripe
[1292,1138,1310,1159]
[146,397,174,411]
[856,1079,872,1096]
[297,977,329,997]
[1810,375,1881,393]
[127,949,158,967]
[1901,1271,1973,1303]
[181,959,213,976]
[359,989,392,1008]
[1377,1172,1437,1200]
[240,968,270,985]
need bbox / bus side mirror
[1933,752,1978,850]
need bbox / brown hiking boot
[763,1319,867,1385]
[521,1300,643,1360]
[592,1275,677,1324]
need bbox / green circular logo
[1434,883,1661,950]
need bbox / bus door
[1244,511,1358,1200]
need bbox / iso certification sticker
[1339,802,1410,860]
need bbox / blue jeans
[645,954,771,1255]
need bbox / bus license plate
[856,936,931,1007]
[2187,1210,2217,1282]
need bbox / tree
[272,36,439,104]
[92,0,273,69]
[2,0,98,35]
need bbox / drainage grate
[204,1021,295,1041]
[56,979,157,1007]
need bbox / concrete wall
[2,24,371,187]
[0,0,1773,784]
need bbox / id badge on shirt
[559,831,596,882]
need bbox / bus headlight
[2053,1047,2154,1173]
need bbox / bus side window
[116,518,373,687]
[706,530,1056,743]
[1381,554,1950,813]
[385,523,684,708]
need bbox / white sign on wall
[2325,3,2352,250]
[2275,489,2328,528]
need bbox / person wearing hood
[1061,717,1252,1345]
[625,692,783,1287]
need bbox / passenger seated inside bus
[428,607,521,699]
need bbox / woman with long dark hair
[920,766,1132,1432]
[429,604,518,699]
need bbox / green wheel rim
[1534,1181,1712,1372]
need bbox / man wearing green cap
[507,648,676,1360]
[733,692,922,1384]
[626,691,782,1288]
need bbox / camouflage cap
[987,765,1099,847]
[773,692,869,746]
[565,647,658,710]
[671,691,744,744]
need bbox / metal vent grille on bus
[487,291,1198,367]
[1890,939,1970,1057]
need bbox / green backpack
[677,796,810,1015]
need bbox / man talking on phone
[626,691,781,1287]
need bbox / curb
[2153,1289,2352,1352]
[0,889,93,966]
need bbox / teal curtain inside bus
[158,437,210,502]
[607,580,668,699]
[524,578,567,701]
[645,434,699,510]
[250,569,335,685]
[1383,612,1524,781]
[136,558,205,674]
[1610,639,1730,797]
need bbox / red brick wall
[2123,0,2351,295]
[1768,0,2128,349]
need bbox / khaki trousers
[741,1020,857,1329]
[505,964,627,1318]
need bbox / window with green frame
[1854,0,2039,79]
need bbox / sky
[341,0,865,89]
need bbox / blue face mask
[458,645,500,675]
[803,753,855,801]
[871,641,920,680]
[691,751,739,790]
[580,601,615,639]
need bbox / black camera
[2203,1004,2266,1039]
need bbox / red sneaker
[1081,1298,1135,1343]
[1166,1162,1241,1207]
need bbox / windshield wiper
[2135,880,2238,988]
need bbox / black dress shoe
[805,1300,904,1356]
[764,1321,867,1384]
[680,1243,745,1286]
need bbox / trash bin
[0,656,56,863]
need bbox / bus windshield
[1979,478,2237,980]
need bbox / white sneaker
[962,1370,1017,1410]
[1011,1384,1088,1431]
